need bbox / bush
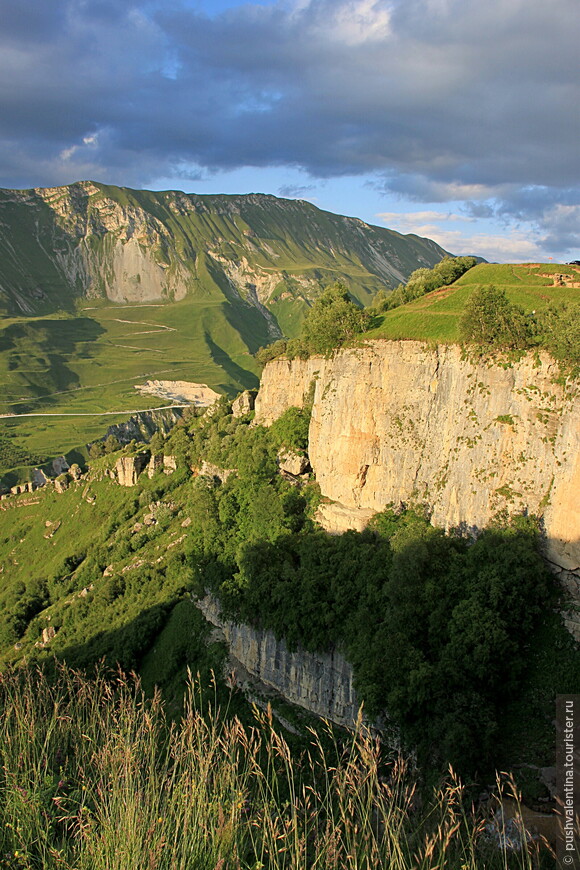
[538,301,580,372]
[299,283,370,356]
[270,406,311,454]
[373,256,477,312]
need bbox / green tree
[538,302,580,371]
[103,434,121,454]
[149,431,165,454]
[298,283,370,356]
[270,406,311,453]
[459,285,533,350]
[372,256,477,313]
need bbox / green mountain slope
[0,182,449,475]
[0,181,448,323]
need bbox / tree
[538,302,580,371]
[459,285,533,350]
[299,283,370,355]
[372,257,477,313]
[103,434,121,454]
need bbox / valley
[0,188,578,864]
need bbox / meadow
[366,263,580,343]
[0,664,555,870]
[0,296,267,479]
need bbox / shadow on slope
[0,317,106,413]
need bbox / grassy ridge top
[366,263,580,342]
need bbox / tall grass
[0,665,552,869]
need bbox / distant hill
[0,181,448,334]
[366,262,580,342]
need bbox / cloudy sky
[2,0,579,262]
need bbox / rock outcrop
[255,341,580,636]
[196,461,235,484]
[277,449,310,477]
[101,408,184,446]
[232,389,257,417]
[197,595,361,728]
[115,452,150,486]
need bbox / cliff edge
[255,341,580,636]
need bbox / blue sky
[1,0,579,263]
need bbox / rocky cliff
[197,595,361,728]
[255,341,580,637]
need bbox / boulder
[42,625,57,644]
[163,455,177,474]
[32,468,50,488]
[54,474,70,494]
[51,456,70,476]
[232,390,257,418]
[198,460,235,483]
[278,449,310,477]
[69,463,83,481]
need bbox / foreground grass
[0,666,554,870]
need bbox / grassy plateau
[366,263,580,343]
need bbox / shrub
[538,301,580,372]
[270,406,311,453]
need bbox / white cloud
[378,210,473,229]
[377,209,543,262]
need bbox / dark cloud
[0,0,578,253]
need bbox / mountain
[1,341,577,788]
[0,182,450,474]
[0,181,448,334]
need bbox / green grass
[0,297,268,477]
[366,263,580,343]
[0,664,553,870]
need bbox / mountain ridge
[0,180,449,330]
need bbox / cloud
[277,182,317,198]
[378,210,473,229]
[376,208,553,263]
[0,0,578,257]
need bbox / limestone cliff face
[255,341,580,635]
[197,595,360,728]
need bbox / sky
[1,0,579,263]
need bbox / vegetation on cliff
[257,284,371,361]
[368,262,580,352]
[1,403,576,786]
[459,285,580,371]
[256,262,580,376]
[371,256,478,312]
